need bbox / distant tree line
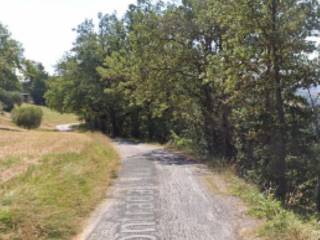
[46,0,320,212]
[0,23,48,111]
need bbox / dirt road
[55,123,79,132]
[80,141,256,240]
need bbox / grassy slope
[0,130,92,182]
[0,113,13,126]
[0,105,119,240]
[0,112,19,130]
[1,104,78,130]
[208,169,320,240]
[0,105,84,182]
[22,104,79,129]
[0,133,119,240]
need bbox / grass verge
[217,169,320,240]
[0,133,119,240]
[168,143,320,240]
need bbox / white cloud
[0,0,136,73]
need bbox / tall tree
[0,23,24,111]
[212,0,320,201]
[46,14,127,136]
[0,23,23,91]
[23,60,49,105]
[46,0,320,209]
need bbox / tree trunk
[147,112,155,140]
[131,109,141,139]
[316,176,320,212]
[110,108,120,137]
[202,84,217,155]
[222,105,234,160]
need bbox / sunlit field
[0,130,91,182]
[0,106,119,240]
[0,131,119,240]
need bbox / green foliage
[169,131,193,150]
[230,174,320,240]
[46,0,320,214]
[0,209,14,230]
[0,23,23,92]
[0,88,22,112]
[0,23,49,108]
[11,105,43,129]
[45,14,128,136]
[22,60,49,105]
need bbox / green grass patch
[0,104,78,130]
[22,104,78,128]
[0,156,21,171]
[0,133,119,240]
[217,170,320,240]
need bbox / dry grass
[0,130,91,182]
[0,106,119,239]
[1,104,79,130]
[0,113,20,131]
[28,104,79,129]
[0,113,13,126]
[0,132,119,240]
[0,106,82,181]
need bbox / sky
[0,0,136,74]
[0,1,318,74]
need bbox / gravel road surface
[81,141,256,240]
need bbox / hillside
[0,106,119,240]
[0,104,79,130]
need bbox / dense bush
[0,88,22,112]
[11,105,43,129]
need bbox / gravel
[79,140,257,240]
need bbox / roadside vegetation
[169,142,320,240]
[207,167,320,240]
[45,0,320,221]
[0,0,320,238]
[0,19,115,240]
[0,132,119,240]
[0,105,119,239]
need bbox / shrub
[11,105,43,129]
